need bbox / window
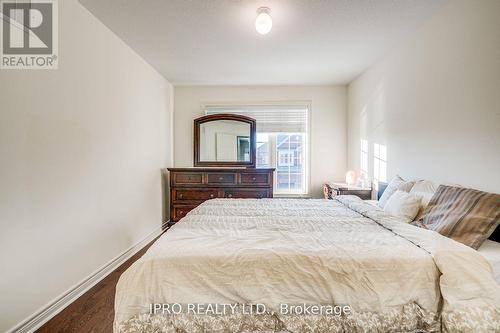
[360,139,368,178]
[373,143,387,182]
[275,134,305,193]
[206,105,309,195]
[256,133,270,167]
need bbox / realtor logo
[1,0,58,69]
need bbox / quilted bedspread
[114,196,499,332]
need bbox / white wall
[347,0,500,193]
[174,86,347,198]
[0,0,173,331]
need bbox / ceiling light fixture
[255,7,272,35]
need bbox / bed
[114,196,499,333]
[479,240,500,284]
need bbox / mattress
[478,239,500,284]
[114,196,500,333]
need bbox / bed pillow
[383,190,422,222]
[378,175,415,208]
[410,180,438,221]
[420,185,500,249]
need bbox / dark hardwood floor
[36,232,166,333]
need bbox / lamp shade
[345,170,357,185]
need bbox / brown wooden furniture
[168,167,274,224]
[323,182,372,200]
[194,114,257,167]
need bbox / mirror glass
[199,120,251,162]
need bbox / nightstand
[323,182,372,200]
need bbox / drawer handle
[178,193,183,199]
[218,177,224,181]
[252,177,256,181]
[227,194,233,198]
[178,210,184,215]
[210,194,214,198]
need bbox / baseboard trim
[8,221,169,333]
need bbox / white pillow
[410,180,438,220]
[378,175,415,208]
[410,179,437,192]
[383,190,422,222]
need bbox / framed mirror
[194,114,256,167]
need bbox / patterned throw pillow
[420,185,500,249]
[378,175,415,208]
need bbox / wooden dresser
[168,168,274,224]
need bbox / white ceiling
[79,0,445,86]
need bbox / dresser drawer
[207,173,236,185]
[173,189,218,201]
[224,189,270,199]
[172,204,199,221]
[240,173,270,185]
[172,172,203,185]
[168,167,274,224]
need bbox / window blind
[205,105,308,133]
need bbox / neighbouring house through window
[205,105,309,195]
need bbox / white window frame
[360,139,369,178]
[373,143,387,183]
[201,101,311,197]
[273,133,307,195]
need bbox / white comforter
[114,197,499,333]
